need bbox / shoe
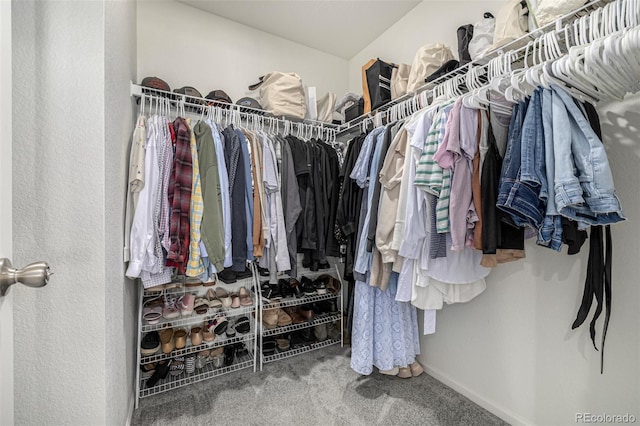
[301,277,316,296]
[276,336,290,352]
[410,361,424,377]
[206,288,223,311]
[140,362,156,378]
[185,354,196,374]
[194,298,209,315]
[325,299,339,315]
[162,295,180,319]
[299,328,315,344]
[195,350,209,369]
[209,347,223,360]
[261,282,275,300]
[289,279,304,298]
[326,322,341,341]
[397,367,412,379]
[202,322,216,342]
[170,356,185,376]
[317,261,330,270]
[211,352,225,368]
[142,303,163,324]
[190,326,203,346]
[262,339,276,356]
[174,329,188,349]
[235,316,251,334]
[178,293,195,316]
[314,324,328,342]
[310,261,319,272]
[314,278,327,295]
[159,328,175,354]
[257,266,269,276]
[276,309,292,327]
[284,307,305,324]
[379,367,399,376]
[326,275,342,295]
[226,322,236,339]
[238,287,253,306]
[218,268,237,284]
[278,279,294,298]
[215,288,232,308]
[185,278,202,288]
[290,332,304,349]
[312,302,326,315]
[230,293,241,309]
[224,345,236,366]
[141,331,161,356]
[299,304,315,321]
[236,268,252,280]
[146,359,171,388]
[262,308,279,329]
[316,274,335,294]
[212,316,228,335]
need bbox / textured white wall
[12,0,107,423]
[104,0,138,424]
[348,2,640,425]
[347,0,505,93]
[12,1,136,424]
[137,0,348,105]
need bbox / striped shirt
[414,105,453,233]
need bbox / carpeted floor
[131,345,508,426]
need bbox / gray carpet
[131,345,507,426]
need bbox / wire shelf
[262,313,341,336]
[262,291,340,309]
[139,351,255,398]
[140,331,256,364]
[334,0,618,139]
[262,339,340,364]
[142,275,256,297]
[142,304,256,332]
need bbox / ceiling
[177,0,422,59]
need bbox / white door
[0,0,14,424]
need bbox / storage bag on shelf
[248,72,307,119]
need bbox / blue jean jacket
[551,85,625,228]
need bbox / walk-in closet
[2,0,639,425]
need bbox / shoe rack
[135,264,260,408]
[258,260,344,370]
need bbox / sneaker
[314,278,327,295]
[162,295,180,319]
[300,277,316,296]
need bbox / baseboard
[422,364,531,426]
[125,392,135,426]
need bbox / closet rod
[130,82,338,135]
[336,0,618,138]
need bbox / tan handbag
[249,72,307,119]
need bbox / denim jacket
[551,85,625,228]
